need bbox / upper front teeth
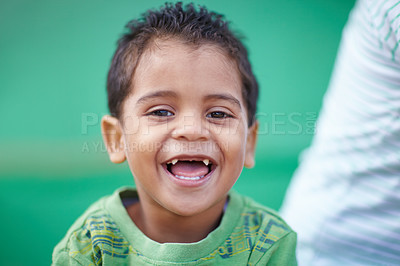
[167,159,210,166]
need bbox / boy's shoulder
[235,190,293,229]
[225,190,296,256]
[52,188,132,265]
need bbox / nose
[172,112,210,141]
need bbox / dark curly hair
[107,2,258,126]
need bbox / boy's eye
[148,110,174,117]
[207,111,231,119]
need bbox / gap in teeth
[167,159,211,166]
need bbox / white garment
[280,0,400,265]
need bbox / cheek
[124,117,168,147]
[217,128,247,166]
[216,123,247,148]
[124,133,162,160]
[122,124,169,171]
[123,135,158,186]
[120,115,141,135]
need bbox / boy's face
[102,39,257,217]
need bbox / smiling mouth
[165,159,214,181]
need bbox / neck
[127,195,227,243]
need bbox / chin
[164,195,223,218]
[167,203,208,217]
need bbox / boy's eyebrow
[136,91,242,109]
[136,90,178,105]
[204,93,242,110]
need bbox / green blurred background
[0,0,355,264]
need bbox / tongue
[170,161,209,177]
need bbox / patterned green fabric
[53,188,296,265]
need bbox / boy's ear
[244,120,258,168]
[101,115,126,164]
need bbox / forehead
[131,38,242,97]
[141,38,236,69]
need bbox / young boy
[53,2,297,265]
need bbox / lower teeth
[175,174,205,180]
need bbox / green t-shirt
[52,188,297,265]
